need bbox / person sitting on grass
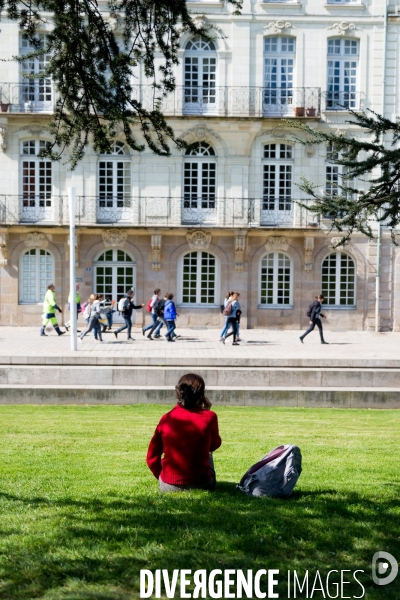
[146,373,222,492]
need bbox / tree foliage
[0,0,242,168]
[287,110,400,243]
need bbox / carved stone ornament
[24,232,49,248]
[102,229,128,248]
[265,236,288,252]
[186,230,212,251]
[67,233,80,267]
[330,236,347,248]
[19,121,49,136]
[0,230,8,266]
[234,231,247,272]
[150,233,162,272]
[263,128,290,141]
[192,16,227,39]
[265,21,292,34]
[327,22,358,36]
[304,236,314,272]
[183,124,222,144]
[0,126,7,152]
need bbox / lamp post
[68,187,77,351]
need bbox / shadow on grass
[0,484,399,600]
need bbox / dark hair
[154,288,160,294]
[175,373,208,409]
[316,294,325,300]
[167,292,174,300]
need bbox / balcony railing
[0,83,321,118]
[0,195,320,228]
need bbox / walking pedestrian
[146,293,167,340]
[114,290,144,340]
[222,292,241,345]
[79,294,104,343]
[164,293,179,342]
[64,283,81,332]
[40,284,65,337]
[299,294,329,345]
[142,288,161,336]
[219,291,234,341]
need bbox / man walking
[300,294,329,345]
[114,290,144,340]
[40,284,65,337]
[142,288,161,337]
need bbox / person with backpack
[64,284,81,333]
[219,291,234,341]
[300,294,329,344]
[146,293,166,340]
[146,373,221,492]
[142,288,161,337]
[222,292,241,345]
[79,294,104,343]
[114,290,144,340]
[163,293,179,342]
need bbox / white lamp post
[68,187,77,351]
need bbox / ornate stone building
[0,0,399,330]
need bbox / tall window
[327,38,359,110]
[98,142,131,221]
[263,37,295,115]
[183,143,216,223]
[262,144,293,224]
[19,248,53,303]
[181,251,217,305]
[184,36,217,114]
[260,252,292,306]
[322,252,356,306]
[20,34,52,111]
[21,140,52,220]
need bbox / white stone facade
[0,0,400,330]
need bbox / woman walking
[146,373,221,492]
[222,292,241,345]
[300,294,329,344]
[79,294,104,343]
[219,291,233,341]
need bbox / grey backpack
[237,445,302,498]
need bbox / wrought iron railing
[0,83,321,117]
[0,82,55,113]
[0,195,321,228]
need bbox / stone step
[1,365,400,388]
[0,385,399,409]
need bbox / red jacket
[146,405,222,486]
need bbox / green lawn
[0,405,399,600]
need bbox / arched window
[19,247,54,304]
[183,143,216,224]
[263,37,295,116]
[262,143,293,225]
[98,142,131,221]
[322,252,356,306]
[326,38,359,110]
[20,34,52,112]
[259,252,292,307]
[180,251,218,305]
[20,140,52,221]
[184,36,217,114]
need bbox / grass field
[0,405,399,600]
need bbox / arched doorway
[94,249,136,323]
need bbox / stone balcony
[0,83,322,118]
[0,195,320,229]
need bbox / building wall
[0,0,399,330]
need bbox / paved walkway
[0,326,398,366]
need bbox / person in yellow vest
[65,284,81,332]
[40,284,65,337]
